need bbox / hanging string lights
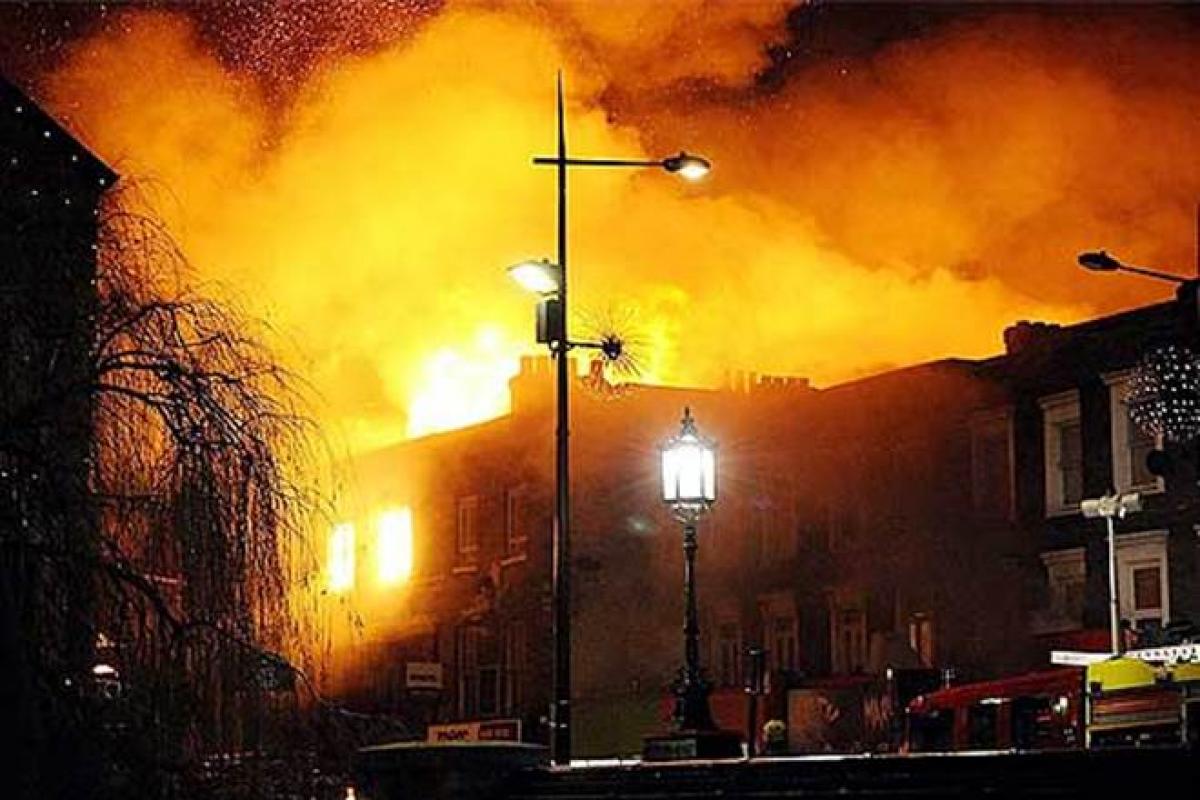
[1126,343,1200,443]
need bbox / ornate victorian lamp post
[645,408,741,760]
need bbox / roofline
[2,74,118,185]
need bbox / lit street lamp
[510,72,710,766]
[661,408,717,731]
[1081,492,1141,655]
[1077,250,1188,285]
[643,409,739,761]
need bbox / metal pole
[550,70,572,767]
[675,521,714,731]
[683,522,700,685]
[1107,514,1120,655]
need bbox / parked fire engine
[904,644,1199,752]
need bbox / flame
[28,4,1200,457]
[406,326,522,438]
[376,507,414,586]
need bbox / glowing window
[377,507,414,585]
[328,522,355,593]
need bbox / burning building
[328,294,1200,757]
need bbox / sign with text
[427,719,521,743]
[405,661,443,691]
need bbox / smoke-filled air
[26,1,1200,451]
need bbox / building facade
[329,299,1200,756]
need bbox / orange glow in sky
[33,4,1200,453]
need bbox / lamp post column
[1106,514,1120,656]
[551,70,572,767]
[676,521,714,730]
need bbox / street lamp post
[510,73,710,766]
[1081,492,1142,655]
[660,408,718,731]
[643,408,741,761]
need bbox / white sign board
[427,719,521,743]
[1050,650,1110,667]
[1050,644,1200,667]
[405,661,443,690]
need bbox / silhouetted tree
[1,186,338,799]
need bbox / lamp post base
[642,729,743,762]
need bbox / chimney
[1003,320,1060,355]
[509,354,554,415]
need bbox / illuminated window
[377,507,414,586]
[328,522,355,593]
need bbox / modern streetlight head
[661,407,716,519]
[662,151,711,181]
[1078,250,1122,272]
[508,258,562,295]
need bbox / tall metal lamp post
[508,73,710,766]
[644,408,740,760]
[1081,492,1142,655]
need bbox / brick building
[329,297,1200,757]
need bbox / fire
[376,507,414,586]
[406,326,522,438]
[28,4,1200,457]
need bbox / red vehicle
[904,669,1084,752]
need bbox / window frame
[456,495,480,562]
[1039,390,1083,517]
[1116,530,1169,629]
[1103,371,1165,495]
[1040,547,1086,630]
[970,408,1016,520]
[504,486,529,558]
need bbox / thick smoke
[31,2,1200,451]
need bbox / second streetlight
[508,72,710,766]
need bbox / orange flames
[32,3,1200,453]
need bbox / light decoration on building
[1125,344,1200,443]
[328,522,355,593]
[377,507,414,586]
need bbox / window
[456,626,480,718]
[456,495,479,561]
[771,615,798,673]
[503,622,526,713]
[1040,548,1086,629]
[1040,391,1083,515]
[504,487,528,557]
[833,607,867,674]
[1116,531,1169,632]
[908,612,935,667]
[457,624,501,718]
[1105,373,1164,494]
[717,622,741,688]
[971,412,1013,519]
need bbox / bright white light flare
[328,522,355,593]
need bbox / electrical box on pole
[536,297,563,346]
